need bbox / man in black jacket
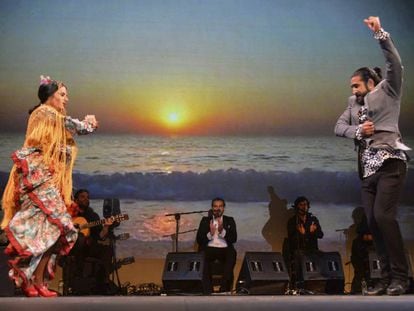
[287,196,323,254]
[196,197,237,292]
[286,196,324,288]
[69,189,114,294]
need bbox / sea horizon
[1,133,414,204]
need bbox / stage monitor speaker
[0,246,15,296]
[300,251,344,294]
[103,198,121,218]
[162,252,207,294]
[369,250,413,280]
[236,252,289,295]
[368,251,382,280]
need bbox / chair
[210,259,225,292]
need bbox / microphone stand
[165,210,208,252]
[108,227,122,293]
[335,227,350,293]
[162,229,198,252]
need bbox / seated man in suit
[196,197,237,293]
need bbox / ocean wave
[1,168,413,204]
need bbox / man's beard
[355,93,366,105]
[213,210,223,218]
[297,208,307,216]
[78,204,89,212]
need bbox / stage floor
[2,295,414,311]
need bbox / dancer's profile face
[48,86,68,113]
[350,76,371,105]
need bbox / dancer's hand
[361,121,375,137]
[364,16,381,32]
[84,114,99,129]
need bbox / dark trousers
[66,235,114,295]
[204,246,236,291]
[288,249,320,289]
[361,159,408,282]
[351,238,374,292]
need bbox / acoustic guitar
[72,214,129,237]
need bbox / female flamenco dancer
[1,75,98,297]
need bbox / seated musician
[68,189,114,294]
[196,197,237,293]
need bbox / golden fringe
[1,166,18,229]
[1,105,77,229]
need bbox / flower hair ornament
[39,75,53,85]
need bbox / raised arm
[364,16,403,98]
[65,114,98,135]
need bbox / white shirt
[207,216,228,248]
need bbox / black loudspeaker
[300,252,344,294]
[236,252,289,295]
[103,198,121,218]
[369,250,414,279]
[0,246,15,296]
[162,252,207,294]
[368,251,382,280]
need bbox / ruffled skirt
[4,148,78,287]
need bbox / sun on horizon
[167,112,180,124]
[161,106,189,130]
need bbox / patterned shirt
[356,105,407,178]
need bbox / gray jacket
[334,36,410,151]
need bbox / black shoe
[366,281,388,296]
[386,280,409,296]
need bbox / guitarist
[69,189,114,294]
[74,189,114,241]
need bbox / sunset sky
[1,0,414,136]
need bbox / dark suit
[196,215,237,292]
[286,212,324,288]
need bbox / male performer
[335,16,410,295]
[70,189,114,294]
[196,197,237,293]
[286,196,323,288]
[287,196,323,255]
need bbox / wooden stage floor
[2,295,414,311]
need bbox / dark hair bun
[373,67,382,80]
[38,81,58,104]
